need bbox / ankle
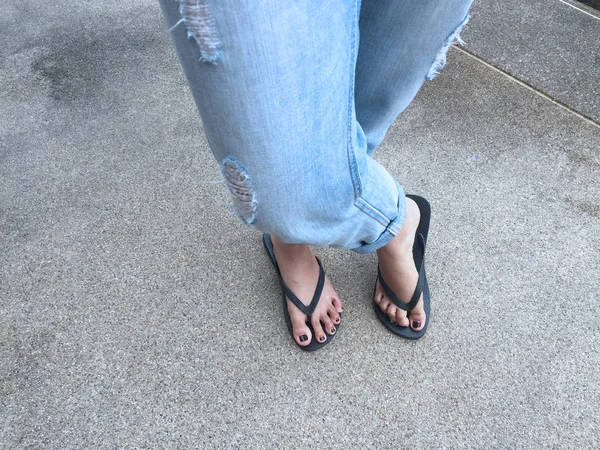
[377,232,413,259]
[378,198,420,258]
[271,236,313,261]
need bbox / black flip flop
[263,234,338,351]
[373,194,431,340]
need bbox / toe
[312,322,327,343]
[318,313,336,336]
[378,297,390,313]
[331,296,344,313]
[387,304,398,324]
[292,321,313,346]
[374,282,384,305]
[374,292,383,305]
[396,308,410,327]
[328,305,341,325]
[310,315,328,343]
[409,295,426,331]
[288,301,312,346]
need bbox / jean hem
[352,179,406,254]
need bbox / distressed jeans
[159,0,473,253]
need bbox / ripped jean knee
[168,0,221,64]
[221,157,257,225]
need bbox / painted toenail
[413,321,421,328]
[299,335,308,342]
[330,328,336,334]
[319,336,326,342]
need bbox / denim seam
[352,187,406,254]
[345,0,362,202]
[355,197,395,229]
[354,177,405,234]
[345,0,397,231]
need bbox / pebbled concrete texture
[1,1,599,448]
[462,0,600,123]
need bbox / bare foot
[271,236,344,347]
[374,197,426,331]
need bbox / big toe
[289,305,312,346]
[409,302,426,331]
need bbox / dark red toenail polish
[413,321,421,328]
[330,328,336,334]
[299,335,308,342]
[319,336,326,342]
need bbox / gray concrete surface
[1,1,599,448]
[463,0,600,123]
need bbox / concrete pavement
[1,0,599,447]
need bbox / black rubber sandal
[263,234,338,351]
[373,194,431,340]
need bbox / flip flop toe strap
[278,257,325,316]
[378,233,426,312]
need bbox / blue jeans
[159,0,472,253]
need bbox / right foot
[270,236,344,347]
[374,197,427,331]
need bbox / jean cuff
[352,179,407,254]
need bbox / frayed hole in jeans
[169,0,221,64]
[426,15,469,80]
[221,157,257,225]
